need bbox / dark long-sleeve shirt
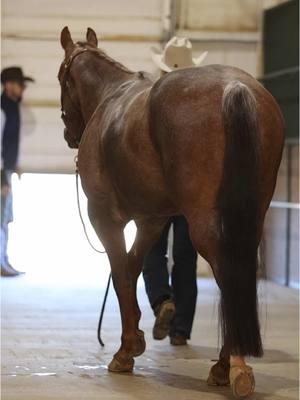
[1,91,20,171]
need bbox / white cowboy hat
[150,36,208,72]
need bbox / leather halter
[60,47,89,84]
[60,47,89,116]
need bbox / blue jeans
[1,171,13,267]
[143,216,198,338]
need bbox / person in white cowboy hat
[143,37,208,346]
[150,36,208,73]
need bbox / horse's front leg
[88,201,143,372]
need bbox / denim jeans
[1,170,13,267]
[143,216,198,338]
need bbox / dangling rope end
[98,336,105,347]
[97,272,112,348]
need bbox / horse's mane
[76,41,135,75]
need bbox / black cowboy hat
[1,67,35,84]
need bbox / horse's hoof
[207,360,230,386]
[108,356,134,373]
[132,330,146,357]
[230,365,255,398]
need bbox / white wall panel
[3,0,163,39]
[185,42,258,77]
[178,0,260,32]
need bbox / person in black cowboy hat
[1,66,34,277]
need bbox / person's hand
[1,184,9,196]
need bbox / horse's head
[58,26,98,148]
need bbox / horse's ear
[60,26,74,51]
[86,27,98,47]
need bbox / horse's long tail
[217,80,263,357]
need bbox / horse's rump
[148,64,284,215]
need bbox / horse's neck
[75,57,135,123]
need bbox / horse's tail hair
[217,80,263,356]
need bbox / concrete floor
[1,276,299,400]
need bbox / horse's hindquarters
[148,65,284,232]
[149,65,284,358]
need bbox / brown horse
[58,27,284,398]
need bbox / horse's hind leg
[207,344,255,399]
[229,355,255,399]
[88,201,144,372]
[208,345,255,398]
[186,211,231,386]
[187,212,256,398]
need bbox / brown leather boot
[153,299,176,340]
[170,334,188,346]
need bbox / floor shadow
[78,347,298,399]
[155,345,298,364]
[251,348,298,364]
[132,366,299,400]
[152,344,218,361]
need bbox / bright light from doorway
[8,173,137,287]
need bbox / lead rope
[74,156,112,347]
